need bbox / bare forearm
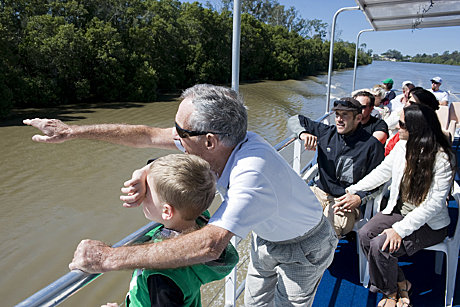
[70,124,175,149]
[372,131,388,144]
[103,225,234,271]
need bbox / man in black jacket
[288,97,384,237]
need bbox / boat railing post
[224,236,239,307]
[326,6,360,115]
[352,29,374,92]
[231,0,241,93]
[224,2,242,305]
[293,139,302,175]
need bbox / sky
[198,0,460,56]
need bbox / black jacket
[289,115,385,198]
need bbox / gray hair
[181,84,248,147]
[371,85,385,99]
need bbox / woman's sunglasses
[398,120,406,129]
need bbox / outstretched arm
[69,224,234,273]
[23,118,176,149]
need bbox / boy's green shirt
[127,211,239,306]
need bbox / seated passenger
[300,91,388,150]
[428,76,449,106]
[382,78,396,105]
[342,104,454,307]
[388,81,414,113]
[371,85,390,120]
[353,90,389,144]
[385,82,415,138]
[385,87,440,156]
[101,154,238,307]
[288,98,384,237]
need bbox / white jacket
[347,140,452,238]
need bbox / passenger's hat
[431,76,442,84]
[332,97,362,112]
[382,78,394,84]
[402,80,413,87]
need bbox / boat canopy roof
[355,0,460,31]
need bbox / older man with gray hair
[24,84,337,307]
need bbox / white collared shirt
[210,132,323,241]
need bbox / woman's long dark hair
[409,87,439,111]
[401,104,455,206]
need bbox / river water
[2,61,460,306]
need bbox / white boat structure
[16,1,460,306]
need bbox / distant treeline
[410,51,460,66]
[376,49,460,65]
[0,0,371,117]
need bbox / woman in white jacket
[337,103,455,307]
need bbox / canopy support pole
[326,6,360,115]
[231,0,242,92]
[352,29,374,92]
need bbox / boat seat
[424,181,460,307]
[437,105,453,130]
[437,105,456,142]
[448,101,460,123]
[357,181,391,287]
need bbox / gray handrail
[16,221,160,307]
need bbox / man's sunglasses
[398,120,406,129]
[175,122,229,138]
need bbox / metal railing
[16,222,160,307]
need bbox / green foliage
[410,50,460,66]
[381,49,404,61]
[0,0,371,117]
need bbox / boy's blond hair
[149,154,216,221]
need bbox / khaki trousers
[310,186,359,237]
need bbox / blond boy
[104,154,238,307]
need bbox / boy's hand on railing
[69,239,112,273]
[23,118,73,143]
[101,303,119,307]
[120,165,150,208]
[299,133,318,151]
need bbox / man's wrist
[67,125,82,139]
[101,246,121,272]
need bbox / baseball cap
[402,80,413,87]
[332,97,362,112]
[382,78,393,84]
[431,76,442,84]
